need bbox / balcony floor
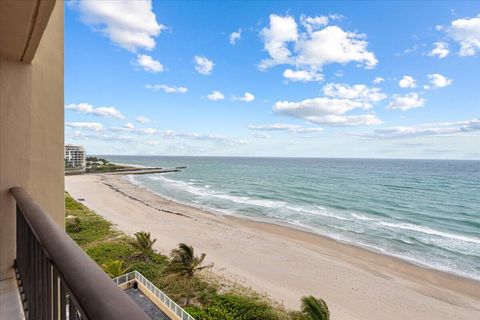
[125,287,171,320]
[0,269,25,320]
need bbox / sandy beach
[65,173,480,320]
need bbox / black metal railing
[12,187,151,320]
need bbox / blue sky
[65,1,480,159]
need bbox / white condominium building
[65,144,86,169]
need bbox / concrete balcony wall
[0,0,64,280]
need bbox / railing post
[112,270,196,320]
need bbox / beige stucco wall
[0,1,64,280]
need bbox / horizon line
[89,154,480,161]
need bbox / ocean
[103,156,480,281]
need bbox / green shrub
[65,192,117,246]
[86,241,135,265]
[129,261,164,280]
[185,304,235,320]
[102,260,131,278]
[148,252,169,265]
[184,305,207,318]
[185,293,280,320]
[154,274,218,307]
[288,311,309,320]
[65,193,86,211]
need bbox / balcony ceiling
[0,0,55,63]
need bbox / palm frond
[301,296,330,320]
[130,231,157,259]
[101,260,131,278]
[164,243,212,306]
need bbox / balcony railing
[11,187,151,320]
[114,271,196,320]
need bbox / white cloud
[427,73,453,88]
[68,129,162,147]
[251,132,271,139]
[286,126,324,133]
[194,56,214,75]
[398,75,417,88]
[66,122,104,131]
[123,122,135,129]
[300,15,329,33]
[206,91,225,101]
[387,93,425,111]
[233,92,255,102]
[428,42,450,58]
[282,69,323,82]
[322,83,387,104]
[259,14,377,78]
[111,123,157,134]
[69,131,86,139]
[230,29,242,45]
[249,123,299,131]
[373,77,384,84]
[136,54,164,73]
[273,97,381,126]
[76,0,164,52]
[91,134,138,143]
[136,116,152,124]
[295,23,378,66]
[447,15,480,56]
[163,130,247,147]
[259,15,298,68]
[353,118,480,138]
[248,123,324,134]
[65,103,125,119]
[300,14,344,30]
[146,84,188,93]
[140,128,157,134]
[395,43,426,56]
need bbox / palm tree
[130,231,157,259]
[300,296,330,320]
[102,260,131,278]
[164,243,213,306]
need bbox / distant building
[65,144,86,169]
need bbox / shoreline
[65,173,480,320]
[123,173,479,284]
[120,174,480,297]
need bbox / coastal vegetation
[65,192,329,319]
[298,296,330,320]
[164,243,214,306]
[85,157,126,172]
[102,260,131,278]
[130,231,157,259]
[85,156,109,164]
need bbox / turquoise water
[104,156,480,280]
